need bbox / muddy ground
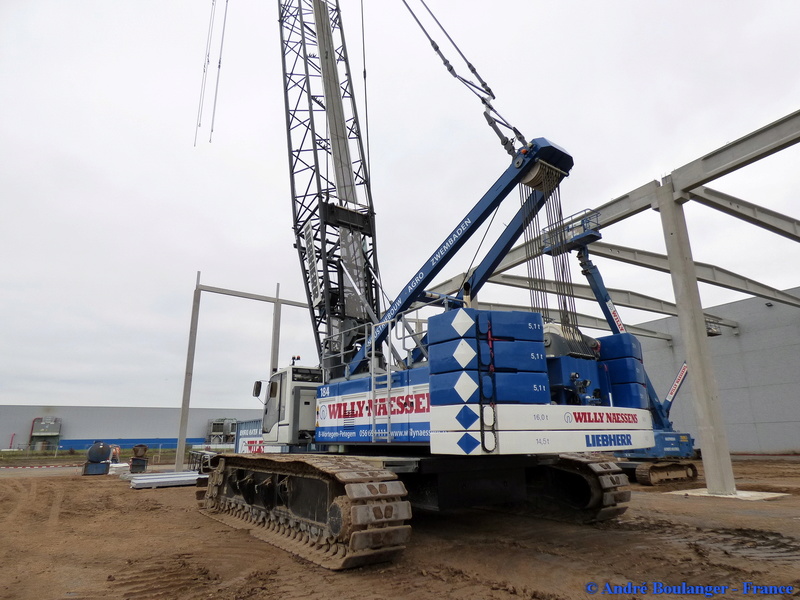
[1,458,799,600]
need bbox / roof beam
[671,109,800,192]
[689,186,800,242]
[485,181,664,277]
[590,241,800,309]
[198,284,308,309]
[428,111,800,316]
[593,180,660,228]
[473,301,672,341]
[488,273,738,329]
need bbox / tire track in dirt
[47,483,64,528]
[403,505,796,597]
[1,479,34,525]
[106,553,220,599]
[201,562,566,600]
[0,479,24,515]
[610,516,800,564]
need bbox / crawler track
[200,454,411,570]
[525,454,631,523]
[634,461,698,485]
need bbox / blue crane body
[202,0,671,570]
[313,143,654,457]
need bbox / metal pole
[269,283,281,375]
[176,271,202,472]
[657,180,736,495]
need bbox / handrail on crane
[542,209,602,256]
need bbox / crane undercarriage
[200,452,630,569]
[200,454,411,570]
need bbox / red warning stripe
[0,464,82,470]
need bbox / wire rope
[400,0,525,151]
[417,0,494,100]
[194,0,217,146]
[458,204,502,301]
[208,0,230,142]
[359,0,371,173]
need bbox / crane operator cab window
[259,372,286,438]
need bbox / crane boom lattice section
[279,0,381,376]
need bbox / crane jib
[346,139,573,377]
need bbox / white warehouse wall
[637,287,800,454]
[0,405,262,451]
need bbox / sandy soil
[1,458,799,600]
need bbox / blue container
[82,461,109,476]
[596,333,642,361]
[610,383,648,409]
[602,357,646,385]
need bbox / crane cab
[253,366,322,446]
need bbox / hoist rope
[522,172,551,320]
[540,172,592,356]
[194,0,217,147]
[522,197,542,315]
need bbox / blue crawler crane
[200,0,665,571]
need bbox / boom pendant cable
[417,0,495,103]
[208,0,230,143]
[401,0,526,155]
[360,0,371,173]
[194,0,218,146]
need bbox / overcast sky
[2,1,799,411]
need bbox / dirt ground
[1,457,799,600]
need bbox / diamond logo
[454,371,478,402]
[456,433,480,454]
[452,339,477,368]
[455,405,479,429]
[450,309,474,337]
